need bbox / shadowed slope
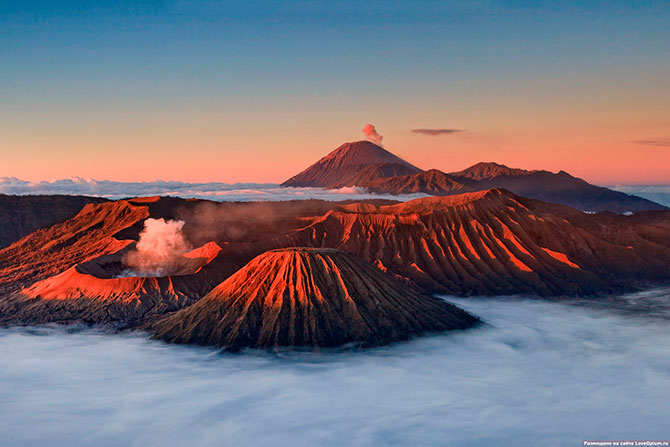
[450,161,530,180]
[362,169,477,195]
[0,194,109,248]
[281,141,422,188]
[153,248,477,349]
[451,163,665,213]
[359,163,665,213]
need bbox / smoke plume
[361,123,383,146]
[123,218,192,277]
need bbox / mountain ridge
[281,144,665,213]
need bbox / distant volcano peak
[321,140,417,167]
[281,140,422,188]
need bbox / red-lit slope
[281,141,422,188]
[278,189,670,296]
[0,200,149,294]
[152,248,477,349]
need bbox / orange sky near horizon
[2,76,668,186]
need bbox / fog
[1,289,669,446]
[611,185,670,207]
[0,177,428,202]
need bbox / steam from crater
[361,123,383,146]
[122,218,191,277]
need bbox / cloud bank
[610,184,670,207]
[1,288,670,446]
[0,177,428,202]
[411,128,464,136]
[632,138,670,147]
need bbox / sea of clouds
[610,185,670,207]
[2,177,669,206]
[1,288,669,447]
[0,177,428,202]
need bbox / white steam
[361,123,383,146]
[122,218,191,277]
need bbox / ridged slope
[280,189,670,296]
[153,248,477,349]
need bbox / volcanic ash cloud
[122,218,191,277]
[361,123,383,146]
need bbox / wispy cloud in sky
[632,138,670,147]
[411,128,464,136]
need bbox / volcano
[279,189,670,296]
[2,191,670,331]
[152,248,477,349]
[281,140,423,188]
[0,241,225,326]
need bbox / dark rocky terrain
[0,194,108,248]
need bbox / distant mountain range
[282,140,666,213]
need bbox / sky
[1,1,669,185]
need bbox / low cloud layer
[411,128,464,136]
[1,288,670,446]
[0,177,428,202]
[633,138,670,147]
[361,123,383,146]
[610,185,670,207]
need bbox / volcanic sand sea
[1,289,669,446]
